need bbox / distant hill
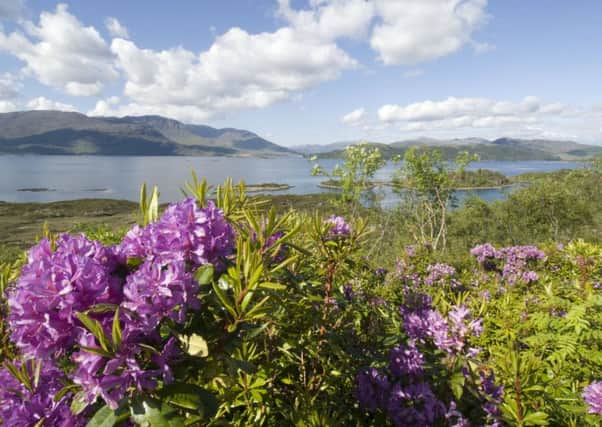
[304,137,602,161]
[0,111,296,157]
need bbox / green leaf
[53,384,79,403]
[522,411,549,426]
[178,334,209,358]
[258,282,286,291]
[86,404,129,427]
[71,391,89,415]
[86,303,120,314]
[76,312,112,354]
[159,383,218,417]
[212,280,237,317]
[450,371,465,400]
[130,397,184,427]
[112,308,122,350]
[194,264,214,285]
[3,360,32,392]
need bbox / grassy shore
[0,194,339,263]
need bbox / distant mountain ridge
[0,111,296,157]
[296,137,602,161]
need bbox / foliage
[311,142,385,211]
[393,148,478,251]
[0,170,601,426]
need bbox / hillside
[0,111,295,157]
[307,137,602,161]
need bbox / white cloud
[370,0,490,65]
[378,96,561,122]
[0,0,25,20]
[341,107,365,125]
[26,96,76,111]
[108,25,356,121]
[375,96,602,143]
[277,0,375,40]
[0,4,118,96]
[0,72,21,100]
[105,17,129,39]
[0,101,17,112]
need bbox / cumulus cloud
[0,4,118,96]
[0,101,17,112]
[0,72,21,100]
[370,0,490,65]
[0,0,25,20]
[341,107,366,125]
[277,0,375,40]
[108,24,356,121]
[375,96,602,143]
[26,96,76,111]
[105,17,129,39]
[378,96,563,122]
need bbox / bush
[0,176,601,426]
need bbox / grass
[0,194,341,264]
[0,199,138,263]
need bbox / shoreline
[318,181,526,191]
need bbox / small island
[245,182,293,193]
[319,169,519,191]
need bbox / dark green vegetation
[309,138,602,161]
[0,111,296,157]
[0,199,137,263]
[1,164,600,268]
[322,168,513,190]
[245,183,293,192]
[0,166,601,426]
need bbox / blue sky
[0,0,601,146]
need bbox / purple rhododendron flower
[386,383,446,427]
[356,367,390,412]
[471,243,545,285]
[470,243,498,263]
[8,235,122,358]
[389,342,424,378]
[424,263,456,286]
[446,401,470,427]
[325,215,350,237]
[583,381,602,415]
[122,256,199,332]
[0,360,85,427]
[118,198,234,270]
[262,231,288,264]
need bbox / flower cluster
[8,235,122,358]
[120,198,234,269]
[261,230,289,264]
[424,263,458,288]
[325,215,350,237]
[583,381,602,415]
[5,197,234,414]
[478,371,504,426]
[0,360,84,426]
[471,243,545,285]
[401,296,482,355]
[357,295,486,426]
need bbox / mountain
[0,111,296,157]
[306,137,602,161]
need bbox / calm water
[0,155,584,205]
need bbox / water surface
[0,155,584,204]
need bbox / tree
[311,142,385,212]
[395,148,478,251]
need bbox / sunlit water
[0,155,584,206]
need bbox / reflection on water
[0,155,584,205]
